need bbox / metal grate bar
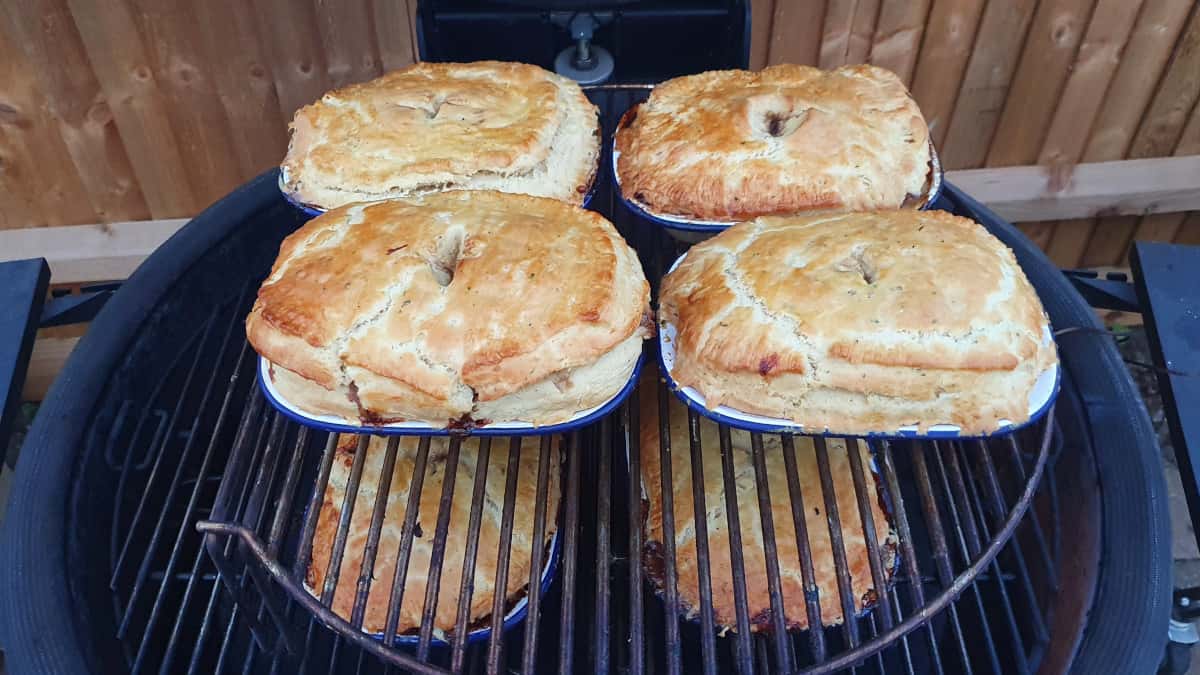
[718,425,755,673]
[382,436,432,643]
[974,440,1050,644]
[686,410,719,675]
[296,434,340,576]
[519,435,554,675]
[266,425,311,556]
[485,437,522,671]
[911,444,973,675]
[450,437,492,673]
[320,436,372,605]
[954,442,1029,675]
[748,432,794,672]
[652,390,681,675]
[557,433,583,674]
[625,399,645,675]
[127,300,247,667]
[156,338,254,672]
[778,435,826,663]
[877,441,943,674]
[931,441,1003,675]
[845,437,895,631]
[592,416,613,673]
[111,321,213,588]
[352,437,403,629]
[1004,437,1058,591]
[416,436,464,661]
[811,437,861,648]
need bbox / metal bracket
[1062,269,1141,313]
[0,258,50,464]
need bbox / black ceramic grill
[0,4,1171,675]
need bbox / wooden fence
[2,0,1199,269]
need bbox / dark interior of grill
[0,4,1172,674]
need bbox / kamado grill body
[0,4,1170,675]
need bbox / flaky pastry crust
[615,64,930,221]
[282,61,599,209]
[659,210,1057,435]
[307,434,560,635]
[246,191,650,426]
[639,372,894,630]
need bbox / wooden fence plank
[1084,8,1200,265]
[0,29,96,229]
[847,0,881,64]
[1047,0,1193,267]
[0,218,187,284]
[908,0,987,147]
[67,0,198,217]
[314,0,382,88]
[195,1,288,180]
[1038,0,1144,168]
[1083,0,1196,161]
[1127,96,1200,246]
[819,0,856,67]
[938,0,1039,169]
[132,0,245,208]
[23,336,80,401]
[252,0,331,124]
[947,156,1200,221]
[869,0,932,84]
[372,0,418,71]
[1176,212,1200,247]
[768,0,826,66]
[1040,0,1144,267]
[1,0,150,224]
[750,0,776,70]
[986,0,1098,167]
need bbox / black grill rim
[0,172,1170,674]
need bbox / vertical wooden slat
[985,0,1099,167]
[847,0,882,64]
[0,29,94,228]
[1127,102,1200,245]
[194,1,288,180]
[373,0,418,71]
[1047,0,1194,266]
[314,0,382,88]
[938,0,1039,170]
[768,0,826,66]
[1083,7,1200,265]
[1,0,150,224]
[1175,212,1200,246]
[869,0,932,85]
[909,0,987,147]
[131,0,245,208]
[252,0,331,124]
[819,0,859,68]
[67,0,198,217]
[750,0,776,70]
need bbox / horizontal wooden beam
[1,156,1197,290]
[947,155,1200,222]
[0,218,187,285]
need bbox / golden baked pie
[615,64,931,221]
[282,61,599,209]
[639,375,893,630]
[659,210,1057,435]
[247,191,650,427]
[307,434,559,634]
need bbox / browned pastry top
[615,64,931,220]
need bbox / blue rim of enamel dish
[258,353,644,437]
[611,107,944,236]
[656,251,1059,440]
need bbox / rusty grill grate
[91,86,1068,675]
